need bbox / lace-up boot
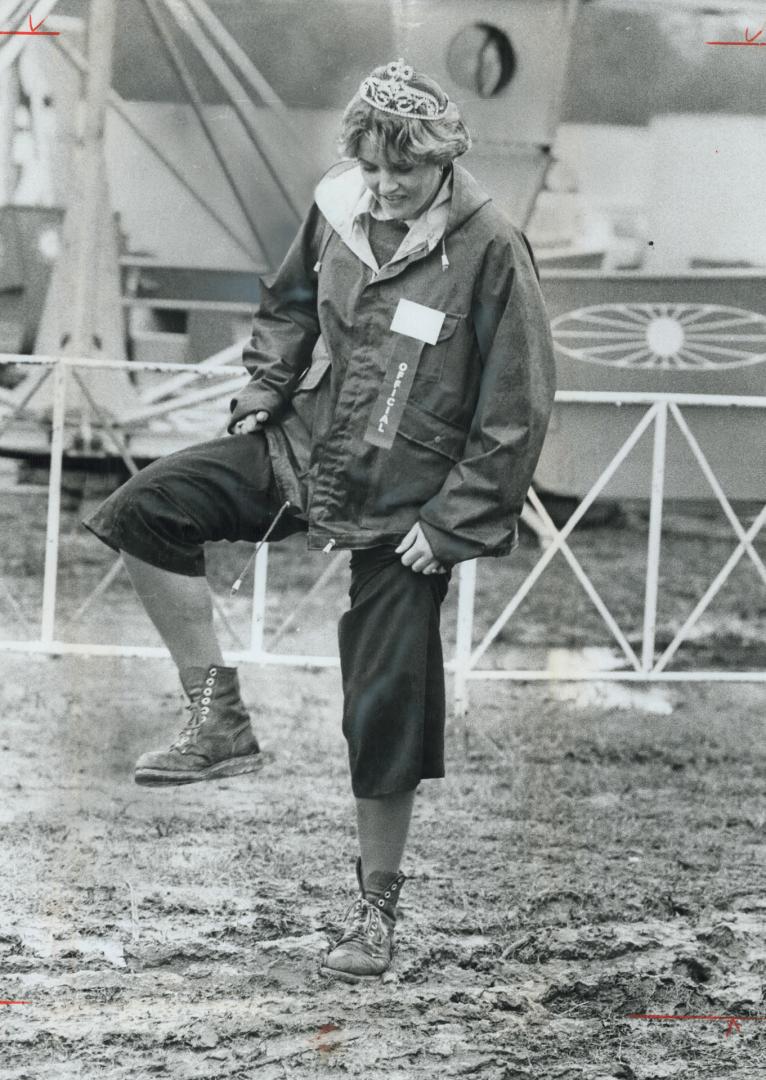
[134,665,263,786]
[320,858,406,982]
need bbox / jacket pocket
[294,339,331,393]
[360,398,467,527]
[289,339,332,437]
[414,311,466,382]
[397,398,467,462]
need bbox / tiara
[359,58,449,119]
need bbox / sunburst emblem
[551,303,766,370]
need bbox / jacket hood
[444,162,493,233]
[314,160,492,242]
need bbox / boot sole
[134,752,267,787]
[318,963,388,984]
[318,950,392,984]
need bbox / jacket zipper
[322,539,336,553]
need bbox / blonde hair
[339,67,471,166]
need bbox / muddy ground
[1,483,765,1078]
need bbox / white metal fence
[453,390,766,714]
[1,354,765,713]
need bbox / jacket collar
[314,160,491,275]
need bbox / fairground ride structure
[0,0,764,506]
[0,0,763,691]
[0,0,581,469]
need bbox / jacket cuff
[419,518,520,566]
[228,383,283,432]
[418,520,484,567]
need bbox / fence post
[454,558,477,739]
[249,542,269,660]
[41,361,68,645]
[642,401,667,672]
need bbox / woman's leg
[121,553,224,673]
[337,546,450,801]
[83,433,305,784]
[322,547,449,980]
[356,789,416,881]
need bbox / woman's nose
[378,171,400,195]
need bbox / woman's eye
[394,166,413,175]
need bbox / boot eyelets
[384,891,391,898]
[209,668,217,676]
[378,898,385,907]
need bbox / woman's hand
[232,410,270,435]
[395,523,446,574]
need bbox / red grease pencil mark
[707,25,766,45]
[627,1013,766,1036]
[310,1022,343,1053]
[0,1000,30,1005]
[0,14,59,35]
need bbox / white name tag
[390,298,446,346]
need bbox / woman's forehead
[356,136,409,168]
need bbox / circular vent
[446,24,516,98]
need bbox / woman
[84,59,556,982]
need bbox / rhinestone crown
[360,59,449,119]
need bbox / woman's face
[356,136,443,221]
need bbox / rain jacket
[229,160,556,565]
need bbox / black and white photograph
[1,1,765,1076]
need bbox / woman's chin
[379,198,410,219]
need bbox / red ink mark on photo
[627,1013,766,1037]
[706,25,766,46]
[310,1021,343,1054]
[0,1000,30,1005]
[0,14,60,36]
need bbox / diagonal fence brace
[468,403,659,670]
[654,500,766,673]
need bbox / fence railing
[453,390,766,712]
[1,354,765,714]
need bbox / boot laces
[170,700,204,752]
[334,896,385,947]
